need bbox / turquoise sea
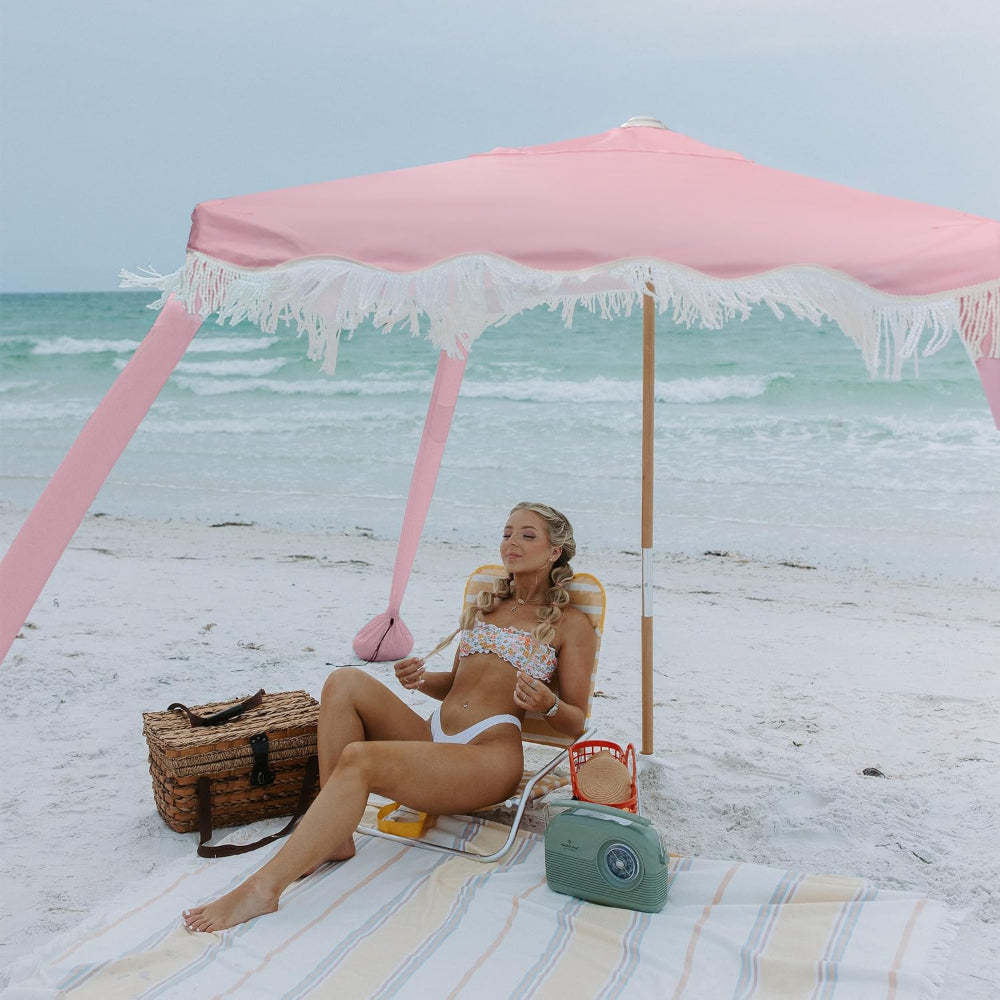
[2,292,998,584]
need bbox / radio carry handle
[554,801,651,825]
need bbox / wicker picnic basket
[143,689,320,856]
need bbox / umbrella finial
[620,116,668,130]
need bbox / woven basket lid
[575,750,632,804]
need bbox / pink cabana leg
[0,296,204,663]
[977,357,1000,429]
[962,290,1000,428]
[353,350,468,661]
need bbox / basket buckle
[249,733,276,787]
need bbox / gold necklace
[509,595,542,613]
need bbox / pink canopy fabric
[2,119,999,671]
[146,121,999,385]
[188,126,999,290]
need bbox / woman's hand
[514,670,556,715]
[394,656,425,690]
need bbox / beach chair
[357,564,606,863]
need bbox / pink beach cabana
[3,118,999,753]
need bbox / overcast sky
[1,0,998,292]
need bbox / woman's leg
[313,667,433,864]
[317,667,432,782]
[182,735,522,933]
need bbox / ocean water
[2,291,998,584]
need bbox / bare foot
[299,834,357,880]
[183,877,279,933]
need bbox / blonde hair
[426,502,577,659]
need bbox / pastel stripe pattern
[2,807,959,1000]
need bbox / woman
[183,502,596,932]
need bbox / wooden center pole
[641,284,655,755]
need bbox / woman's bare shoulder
[558,604,597,643]
[561,603,593,626]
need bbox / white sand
[0,506,997,995]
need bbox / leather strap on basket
[168,689,265,728]
[196,754,319,858]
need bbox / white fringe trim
[120,253,1000,377]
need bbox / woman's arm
[393,649,459,701]
[514,608,596,737]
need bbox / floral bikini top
[457,619,557,682]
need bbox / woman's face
[500,509,560,575]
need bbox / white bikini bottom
[429,708,522,745]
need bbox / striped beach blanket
[2,809,958,1000]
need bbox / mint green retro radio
[544,802,670,913]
